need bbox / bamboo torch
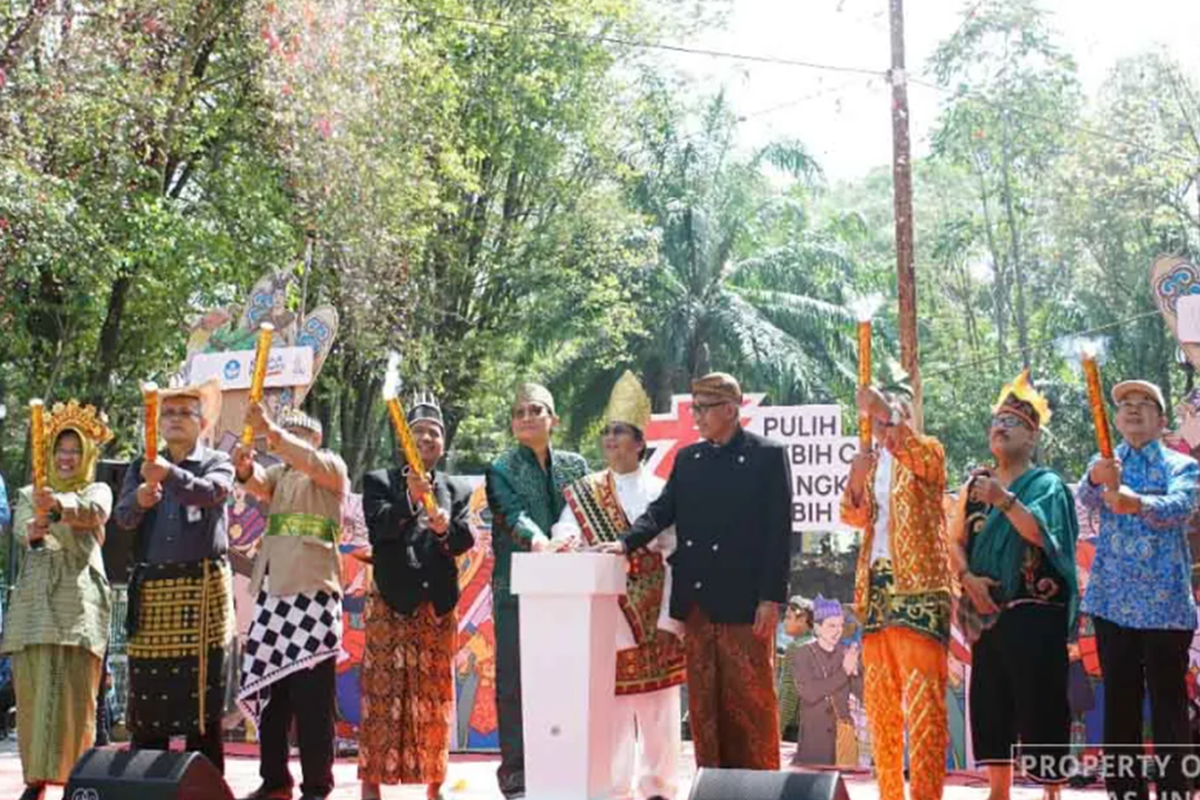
[857,320,873,451]
[142,383,159,464]
[382,352,437,515]
[851,295,885,452]
[243,322,275,445]
[29,399,47,547]
[1081,348,1115,460]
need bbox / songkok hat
[690,372,742,403]
[513,382,556,416]
[407,390,444,431]
[604,371,652,432]
[277,407,322,437]
[993,369,1051,430]
[1112,379,1166,413]
[159,378,222,435]
[812,595,844,623]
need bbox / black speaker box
[688,768,851,800]
[65,748,234,800]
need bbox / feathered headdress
[993,369,1051,430]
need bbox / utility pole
[889,0,922,427]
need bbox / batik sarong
[126,559,234,738]
[358,595,456,785]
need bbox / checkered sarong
[236,588,342,727]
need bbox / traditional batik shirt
[1077,440,1199,630]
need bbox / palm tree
[625,89,857,409]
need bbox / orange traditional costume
[840,395,951,800]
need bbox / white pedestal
[511,552,627,800]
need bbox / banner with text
[745,404,857,533]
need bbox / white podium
[511,552,627,800]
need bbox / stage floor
[0,740,1109,799]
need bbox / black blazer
[362,467,474,617]
[622,427,792,625]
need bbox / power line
[921,310,1162,381]
[393,7,886,78]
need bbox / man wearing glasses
[115,378,236,774]
[549,371,686,800]
[605,372,792,771]
[1077,380,1199,800]
[486,383,588,799]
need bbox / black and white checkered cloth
[236,588,342,727]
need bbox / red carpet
[0,741,1108,799]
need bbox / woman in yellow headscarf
[1,400,114,800]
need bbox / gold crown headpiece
[993,369,1051,429]
[605,370,652,432]
[44,399,114,449]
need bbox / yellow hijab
[42,400,113,494]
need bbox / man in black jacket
[606,372,792,770]
[358,392,474,800]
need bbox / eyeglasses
[601,423,635,437]
[692,400,731,416]
[161,408,201,420]
[1117,400,1160,413]
[990,414,1030,430]
[512,404,549,420]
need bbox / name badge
[186,506,202,523]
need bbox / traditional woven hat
[513,382,555,416]
[690,372,742,403]
[160,378,222,435]
[277,407,322,437]
[604,371,651,432]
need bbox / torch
[1082,349,1114,460]
[29,399,47,547]
[142,383,159,464]
[850,295,885,452]
[382,352,437,515]
[243,322,275,445]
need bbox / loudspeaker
[688,769,851,800]
[65,748,234,800]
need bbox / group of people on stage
[0,359,1196,800]
[836,370,1197,800]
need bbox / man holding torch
[1077,378,1198,800]
[839,376,951,800]
[114,378,235,773]
[232,404,347,800]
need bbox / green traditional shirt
[486,445,588,596]
[1,485,112,659]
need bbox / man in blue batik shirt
[1077,379,1198,800]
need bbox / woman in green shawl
[1,400,114,800]
[948,371,1078,800]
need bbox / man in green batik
[486,383,589,800]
